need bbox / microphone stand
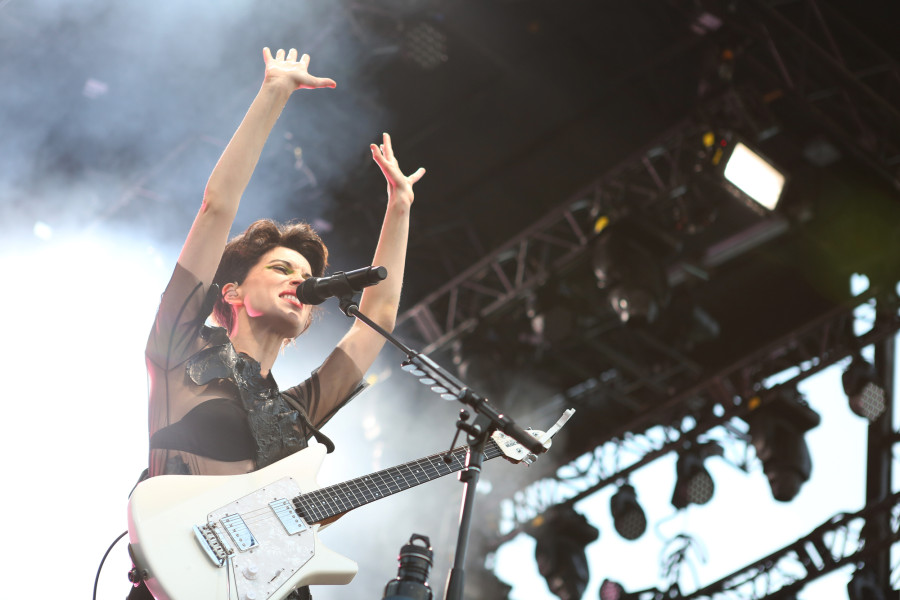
[334,294,546,600]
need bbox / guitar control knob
[242,564,259,580]
[244,592,258,600]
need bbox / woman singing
[129,46,425,600]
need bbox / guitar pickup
[270,498,308,535]
[220,513,258,552]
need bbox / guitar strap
[280,392,336,454]
[129,468,149,498]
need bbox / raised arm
[336,133,426,372]
[178,48,336,284]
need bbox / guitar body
[127,444,357,600]
[126,417,570,600]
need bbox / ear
[222,282,243,306]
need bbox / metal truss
[637,491,900,599]
[495,418,752,537]
[396,0,900,357]
[689,0,900,186]
[601,493,900,599]
[493,289,900,536]
[395,88,781,355]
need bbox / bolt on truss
[493,289,900,536]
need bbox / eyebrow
[267,258,312,278]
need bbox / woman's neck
[229,325,285,377]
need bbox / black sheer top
[145,263,366,476]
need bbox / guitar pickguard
[205,477,315,600]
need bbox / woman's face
[238,246,313,337]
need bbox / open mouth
[279,293,303,309]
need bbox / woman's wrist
[259,76,296,99]
[387,190,414,212]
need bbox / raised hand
[263,47,336,91]
[370,133,426,203]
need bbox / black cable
[93,530,129,600]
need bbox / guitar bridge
[193,523,231,568]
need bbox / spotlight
[592,222,670,325]
[848,568,884,600]
[842,356,886,422]
[610,484,647,541]
[401,19,448,70]
[746,390,821,502]
[722,141,786,212]
[671,442,722,510]
[529,504,599,600]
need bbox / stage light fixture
[610,483,647,541]
[746,390,821,502]
[842,355,886,422]
[848,567,884,600]
[528,504,599,600]
[592,223,670,325]
[401,19,448,70]
[670,442,723,510]
[722,141,786,212]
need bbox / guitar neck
[293,439,504,524]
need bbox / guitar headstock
[491,430,549,465]
[491,409,575,465]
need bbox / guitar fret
[347,478,370,508]
[351,477,376,505]
[331,484,350,513]
[399,464,418,487]
[294,439,507,523]
[339,481,362,509]
[294,496,322,523]
[311,488,338,517]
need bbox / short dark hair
[212,219,328,333]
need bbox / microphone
[296,265,388,305]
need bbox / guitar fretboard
[292,439,504,524]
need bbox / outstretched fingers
[310,75,337,89]
[408,167,426,184]
[262,46,337,89]
[300,53,336,88]
[381,132,395,162]
[370,137,426,188]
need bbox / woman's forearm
[202,80,293,219]
[358,195,413,331]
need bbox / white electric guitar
[127,411,573,600]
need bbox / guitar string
[211,441,507,528]
[239,449,505,528]
[243,449,470,520]
[237,443,506,527]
